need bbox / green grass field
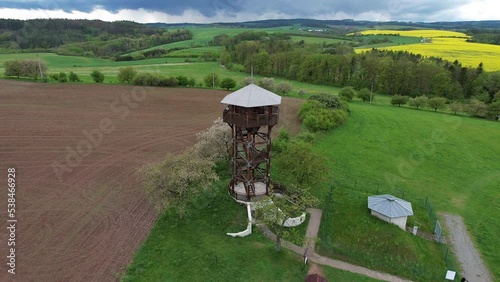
[312,102,500,281]
[122,179,382,282]
[290,35,348,45]
[354,35,422,49]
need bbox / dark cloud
[0,0,478,21]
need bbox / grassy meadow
[356,29,500,71]
[122,179,383,282]
[312,102,500,280]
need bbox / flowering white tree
[194,118,232,163]
[141,148,219,218]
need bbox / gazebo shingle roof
[368,194,413,218]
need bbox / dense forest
[0,19,192,58]
[216,31,500,103]
[467,29,500,45]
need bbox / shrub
[303,108,336,132]
[339,86,356,101]
[243,76,254,85]
[58,72,68,83]
[298,100,326,120]
[90,70,104,83]
[309,93,349,111]
[133,73,161,86]
[204,73,220,88]
[390,95,409,107]
[188,78,196,87]
[427,97,447,112]
[276,81,293,95]
[68,71,80,82]
[449,102,463,114]
[49,73,59,81]
[466,98,487,117]
[117,67,137,84]
[176,75,189,87]
[295,131,316,143]
[357,88,371,102]
[258,77,275,91]
[272,129,291,154]
[220,77,237,90]
[486,101,500,119]
[408,95,428,109]
[159,76,178,87]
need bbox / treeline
[466,29,500,45]
[215,31,500,103]
[0,19,192,58]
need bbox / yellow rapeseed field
[356,29,500,71]
[359,29,468,38]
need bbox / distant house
[368,194,413,230]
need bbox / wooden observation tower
[221,83,281,201]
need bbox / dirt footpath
[441,213,493,282]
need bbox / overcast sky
[0,0,498,23]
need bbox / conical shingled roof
[220,83,282,108]
[368,194,413,218]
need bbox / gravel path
[441,213,493,282]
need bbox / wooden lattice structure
[221,84,281,201]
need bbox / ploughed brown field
[0,80,302,282]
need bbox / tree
[258,77,275,91]
[193,118,232,163]
[117,66,137,84]
[243,76,254,85]
[254,188,318,252]
[427,97,447,112]
[449,102,463,114]
[339,86,356,101]
[390,95,409,107]
[220,77,236,90]
[276,81,293,95]
[273,141,328,190]
[256,141,324,250]
[486,101,500,119]
[90,70,104,83]
[4,60,21,78]
[204,73,220,88]
[141,148,219,218]
[4,59,47,80]
[68,71,80,82]
[466,98,487,117]
[408,95,428,109]
[357,88,371,102]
